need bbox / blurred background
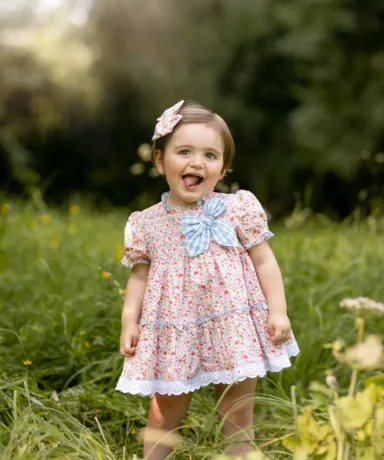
[1,0,383,218]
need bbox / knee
[148,394,189,428]
[148,395,173,426]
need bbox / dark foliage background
[0,0,383,217]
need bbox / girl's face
[155,123,226,206]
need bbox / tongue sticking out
[183,175,201,188]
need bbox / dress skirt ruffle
[116,305,300,397]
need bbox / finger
[120,346,131,358]
[273,329,283,344]
[122,338,134,353]
[283,328,292,341]
[123,347,136,357]
[283,330,291,342]
[121,349,135,359]
[267,323,275,336]
[120,340,136,357]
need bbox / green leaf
[323,441,337,460]
[296,406,332,450]
[363,383,384,405]
[362,447,375,460]
[293,447,309,460]
[364,373,384,387]
[308,381,334,399]
[337,391,374,433]
[377,406,384,431]
[282,436,301,452]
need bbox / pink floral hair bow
[152,100,184,141]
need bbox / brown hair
[152,101,235,173]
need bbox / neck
[167,192,196,207]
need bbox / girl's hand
[267,312,291,346]
[120,324,140,358]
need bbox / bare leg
[215,377,257,456]
[143,391,193,460]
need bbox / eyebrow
[174,144,222,155]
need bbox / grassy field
[0,197,383,459]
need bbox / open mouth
[182,173,204,189]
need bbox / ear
[153,149,165,175]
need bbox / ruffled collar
[161,189,215,212]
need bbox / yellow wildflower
[101,271,111,279]
[68,224,77,234]
[23,360,32,366]
[69,204,80,215]
[114,246,124,262]
[49,238,61,248]
[83,341,91,348]
[119,288,126,295]
[40,214,51,224]
[0,203,8,215]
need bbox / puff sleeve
[236,190,274,249]
[121,211,151,268]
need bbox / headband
[152,100,184,141]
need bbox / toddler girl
[116,100,300,459]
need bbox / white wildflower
[50,390,59,401]
[325,374,339,391]
[339,297,384,316]
[344,335,383,370]
[92,336,105,346]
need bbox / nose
[189,153,204,168]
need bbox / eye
[206,152,216,159]
[179,149,191,156]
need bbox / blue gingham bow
[181,198,238,256]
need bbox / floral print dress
[115,189,300,397]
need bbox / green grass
[0,198,383,459]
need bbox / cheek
[208,163,225,178]
[163,157,183,176]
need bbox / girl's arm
[121,263,150,326]
[120,263,150,358]
[247,241,291,345]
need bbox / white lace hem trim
[115,341,300,397]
